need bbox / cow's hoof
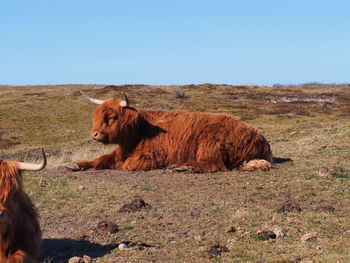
[173,165,198,173]
[65,164,80,171]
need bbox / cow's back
[142,110,271,168]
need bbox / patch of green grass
[124,225,134,231]
[331,167,349,179]
[332,173,348,179]
[211,208,224,215]
[132,184,156,191]
[250,234,269,241]
[304,174,319,180]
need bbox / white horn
[17,148,47,171]
[80,91,105,105]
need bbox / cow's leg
[66,149,122,171]
[177,160,228,173]
[6,250,32,263]
[122,152,161,171]
[177,144,229,173]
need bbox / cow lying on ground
[66,92,272,173]
[0,149,46,263]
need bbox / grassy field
[0,84,349,263]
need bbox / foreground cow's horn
[120,91,130,107]
[80,91,105,105]
[17,148,47,171]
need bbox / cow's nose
[91,131,99,139]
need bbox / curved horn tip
[17,148,47,171]
[41,148,47,170]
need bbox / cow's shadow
[40,238,117,262]
[273,157,293,164]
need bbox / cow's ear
[119,92,130,107]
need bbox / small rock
[82,255,93,263]
[118,243,129,250]
[276,200,302,213]
[119,198,151,213]
[38,179,49,187]
[97,221,119,234]
[193,235,203,242]
[78,185,85,190]
[301,232,318,243]
[273,228,286,238]
[206,243,229,258]
[68,257,83,263]
[257,230,276,240]
[290,254,302,262]
[317,167,330,177]
[225,225,236,233]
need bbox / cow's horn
[120,91,130,107]
[80,91,105,105]
[17,148,47,171]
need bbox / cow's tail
[240,135,273,171]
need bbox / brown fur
[75,97,272,173]
[0,160,41,263]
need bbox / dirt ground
[0,84,349,262]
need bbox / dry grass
[0,84,349,263]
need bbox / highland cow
[0,149,46,263]
[66,91,272,173]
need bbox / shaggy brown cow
[67,92,272,173]
[0,149,46,263]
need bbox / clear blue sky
[1,0,349,86]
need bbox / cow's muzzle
[91,131,106,142]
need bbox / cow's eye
[108,116,117,125]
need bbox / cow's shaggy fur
[0,160,41,263]
[72,96,272,173]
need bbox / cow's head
[0,149,46,229]
[81,91,142,145]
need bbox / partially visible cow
[0,149,46,263]
[67,92,272,173]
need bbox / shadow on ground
[40,238,117,262]
[273,157,293,164]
